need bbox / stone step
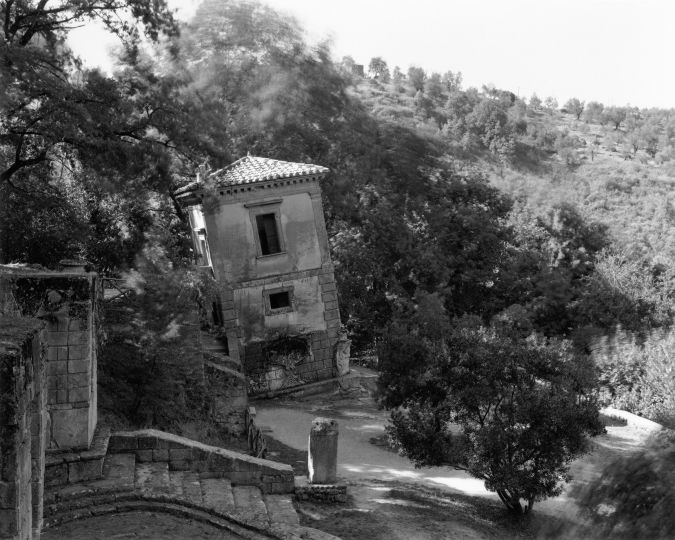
[167,470,201,501]
[201,332,228,350]
[103,453,135,488]
[264,494,300,526]
[44,499,274,540]
[135,461,170,493]
[201,477,235,514]
[232,485,269,529]
[45,425,112,487]
[204,350,241,371]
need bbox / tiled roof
[173,156,329,199]
[212,156,329,186]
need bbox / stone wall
[0,270,99,451]
[108,429,294,494]
[204,362,246,436]
[0,317,46,540]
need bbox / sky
[69,0,675,109]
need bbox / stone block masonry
[108,429,295,494]
[240,266,342,395]
[0,316,46,540]
[204,362,247,436]
[0,269,99,452]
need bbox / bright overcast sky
[70,0,675,109]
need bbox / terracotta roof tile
[212,156,329,186]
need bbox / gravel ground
[255,390,660,540]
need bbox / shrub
[592,328,675,428]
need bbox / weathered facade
[177,156,342,394]
[0,267,99,451]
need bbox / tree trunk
[497,489,523,514]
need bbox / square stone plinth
[51,407,92,449]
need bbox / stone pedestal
[308,418,338,484]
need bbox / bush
[593,328,675,428]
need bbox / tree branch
[4,0,14,40]
[17,0,49,46]
[1,154,46,184]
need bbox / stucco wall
[204,190,322,283]
[234,275,326,340]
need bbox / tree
[378,314,603,515]
[441,70,462,92]
[424,72,444,100]
[392,66,405,85]
[583,101,604,123]
[407,66,426,91]
[341,55,356,72]
[641,121,660,158]
[601,106,627,130]
[529,93,542,110]
[368,56,390,82]
[564,98,585,120]
[544,96,558,111]
[0,0,185,265]
[0,1,178,186]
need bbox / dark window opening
[269,291,291,310]
[211,299,223,326]
[256,213,281,255]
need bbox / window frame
[195,227,212,267]
[263,286,294,315]
[246,199,286,258]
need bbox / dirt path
[255,391,660,539]
[256,391,490,498]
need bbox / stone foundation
[243,327,340,395]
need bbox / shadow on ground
[295,479,586,540]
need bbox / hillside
[350,74,675,265]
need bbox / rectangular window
[196,229,211,266]
[264,287,294,315]
[256,213,281,255]
[269,291,291,310]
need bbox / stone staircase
[202,330,241,371]
[44,453,337,540]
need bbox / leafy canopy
[378,307,603,514]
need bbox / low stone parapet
[108,429,294,494]
[45,426,110,487]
